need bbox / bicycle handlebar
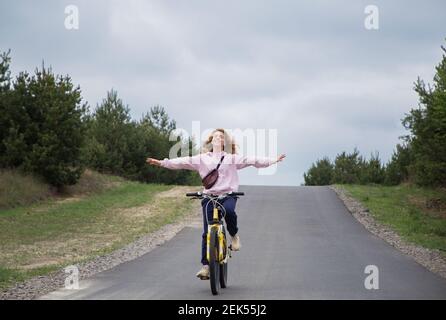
[186,191,244,197]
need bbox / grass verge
[337,184,446,254]
[0,177,200,290]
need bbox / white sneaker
[231,234,241,251]
[196,265,209,280]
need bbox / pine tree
[303,157,333,185]
[361,152,385,184]
[2,60,87,186]
[0,50,13,163]
[384,143,412,185]
[332,148,363,184]
[402,43,446,187]
[86,89,132,174]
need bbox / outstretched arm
[146,158,162,166]
[234,153,286,170]
[146,155,200,171]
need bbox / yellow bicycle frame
[206,207,226,263]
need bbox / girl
[146,128,285,279]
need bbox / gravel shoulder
[330,185,446,280]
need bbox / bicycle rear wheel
[209,228,220,295]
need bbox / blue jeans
[201,196,238,265]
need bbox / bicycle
[186,191,245,295]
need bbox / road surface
[41,185,446,299]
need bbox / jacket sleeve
[233,154,276,170]
[160,154,201,171]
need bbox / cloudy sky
[1,0,445,186]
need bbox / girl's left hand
[276,154,286,163]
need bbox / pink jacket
[160,151,276,194]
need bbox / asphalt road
[41,185,446,299]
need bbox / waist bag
[202,155,225,189]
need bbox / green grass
[337,184,446,253]
[0,174,200,291]
[0,265,60,290]
[0,169,53,210]
[0,181,170,244]
[0,267,24,289]
[0,169,126,210]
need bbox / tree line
[0,49,201,188]
[304,42,446,188]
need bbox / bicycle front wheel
[220,261,228,288]
[209,228,220,295]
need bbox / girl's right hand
[146,158,162,166]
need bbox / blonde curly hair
[202,128,238,154]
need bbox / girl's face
[211,131,225,149]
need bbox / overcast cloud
[1,0,445,185]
